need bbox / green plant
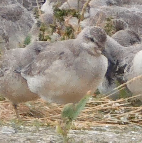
[31,120,45,130]
[63,26,75,40]
[24,35,31,46]
[52,7,80,40]
[57,94,91,143]
[0,95,5,101]
[9,119,26,130]
[33,8,44,19]
[39,23,51,41]
[33,8,40,19]
[53,7,80,22]
[115,80,132,99]
[104,17,116,36]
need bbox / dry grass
[0,94,142,130]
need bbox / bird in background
[98,19,142,99]
[0,41,49,118]
[103,33,142,101]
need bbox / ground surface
[0,98,142,143]
[0,124,142,143]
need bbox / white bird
[21,26,108,104]
[127,50,142,97]
[0,41,49,117]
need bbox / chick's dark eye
[90,38,94,42]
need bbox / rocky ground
[0,124,142,143]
